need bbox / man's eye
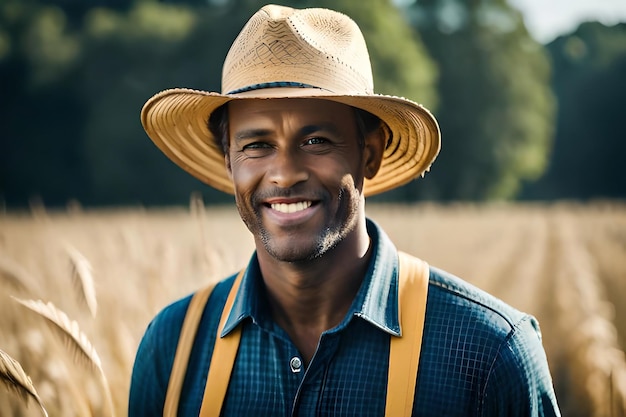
[304,137,327,146]
[301,137,333,154]
[242,143,273,158]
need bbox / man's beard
[238,187,361,263]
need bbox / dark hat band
[227,81,323,95]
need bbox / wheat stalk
[189,192,232,278]
[12,297,116,417]
[0,348,48,417]
[190,191,214,276]
[64,243,98,318]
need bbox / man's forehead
[227,98,358,137]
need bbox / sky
[508,0,626,43]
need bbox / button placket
[290,333,341,416]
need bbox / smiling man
[129,4,560,417]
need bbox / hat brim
[141,87,440,197]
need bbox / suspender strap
[163,270,244,417]
[164,253,429,417]
[198,271,245,417]
[163,282,217,417]
[386,251,430,416]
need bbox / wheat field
[0,200,625,416]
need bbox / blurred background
[1,0,625,208]
[2,2,626,415]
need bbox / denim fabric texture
[129,219,561,416]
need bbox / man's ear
[363,124,387,179]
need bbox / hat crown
[222,4,374,95]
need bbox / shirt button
[290,356,302,373]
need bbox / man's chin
[262,233,342,264]
[264,244,322,263]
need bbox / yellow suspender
[199,271,244,417]
[163,281,217,417]
[164,252,429,417]
[163,270,244,417]
[386,251,429,416]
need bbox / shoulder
[423,266,543,364]
[419,267,559,414]
[419,267,530,394]
[426,266,531,333]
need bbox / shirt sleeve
[482,315,561,417]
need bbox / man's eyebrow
[234,124,341,141]
[233,129,272,141]
[299,123,340,136]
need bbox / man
[129,4,560,416]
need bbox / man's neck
[256,227,373,364]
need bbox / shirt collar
[221,218,400,337]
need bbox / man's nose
[266,148,309,188]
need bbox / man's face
[226,98,380,263]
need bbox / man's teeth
[271,201,312,213]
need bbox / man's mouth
[270,201,313,214]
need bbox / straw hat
[141,4,440,196]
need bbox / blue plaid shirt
[129,219,560,416]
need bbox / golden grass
[12,298,115,417]
[0,349,47,417]
[0,201,624,416]
[65,243,98,318]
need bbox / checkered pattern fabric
[129,219,560,416]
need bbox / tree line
[1,0,624,208]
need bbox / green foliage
[1,0,440,207]
[79,2,210,205]
[0,0,246,207]
[522,23,626,199]
[0,1,77,86]
[85,3,196,42]
[2,0,622,206]
[0,0,87,207]
[386,0,555,201]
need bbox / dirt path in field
[548,210,626,417]
[479,209,551,314]
[473,207,626,416]
[581,210,626,353]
